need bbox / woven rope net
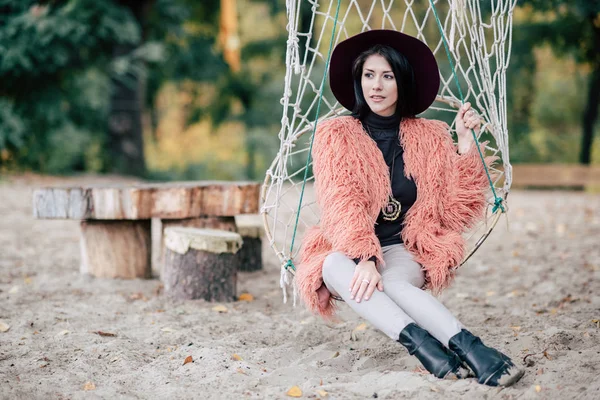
[261,0,518,304]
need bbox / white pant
[322,244,463,346]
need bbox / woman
[296,30,524,387]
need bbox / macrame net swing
[261,0,517,304]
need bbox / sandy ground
[1,174,599,400]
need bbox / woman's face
[361,54,398,117]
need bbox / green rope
[285,0,343,272]
[428,0,505,213]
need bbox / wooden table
[33,181,260,279]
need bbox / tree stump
[162,227,243,301]
[235,215,264,272]
[154,216,237,277]
[80,220,151,278]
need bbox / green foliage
[0,99,25,151]
[0,0,141,172]
[517,0,600,62]
[508,1,600,163]
[2,0,597,177]
[0,0,232,174]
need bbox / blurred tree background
[0,0,599,180]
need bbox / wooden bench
[32,181,260,279]
[511,164,600,188]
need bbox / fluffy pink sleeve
[295,226,337,317]
[400,118,495,292]
[444,130,497,232]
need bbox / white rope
[264,0,517,304]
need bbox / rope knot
[284,259,296,272]
[286,36,302,75]
[492,197,505,214]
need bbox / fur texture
[296,116,494,317]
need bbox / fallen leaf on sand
[350,323,368,341]
[316,389,328,397]
[212,305,228,313]
[83,382,96,391]
[535,385,542,393]
[161,327,176,333]
[286,386,302,397]
[232,354,243,361]
[331,351,339,358]
[94,331,116,337]
[0,321,10,332]
[354,323,367,331]
[236,368,246,375]
[24,277,32,284]
[58,330,70,336]
[129,293,147,301]
[183,355,193,365]
[413,366,429,375]
[238,293,254,302]
[8,286,19,294]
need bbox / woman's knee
[322,252,349,282]
[382,263,425,288]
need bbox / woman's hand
[349,260,383,303]
[455,102,481,154]
[316,283,331,310]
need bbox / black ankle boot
[448,329,524,387]
[398,323,469,380]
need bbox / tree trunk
[107,0,154,176]
[107,44,147,176]
[219,0,240,72]
[579,18,600,165]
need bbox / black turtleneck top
[361,112,418,248]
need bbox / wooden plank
[512,164,600,187]
[33,188,93,219]
[33,181,260,220]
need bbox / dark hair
[351,44,417,120]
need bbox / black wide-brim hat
[329,29,440,115]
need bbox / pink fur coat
[295,116,493,317]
